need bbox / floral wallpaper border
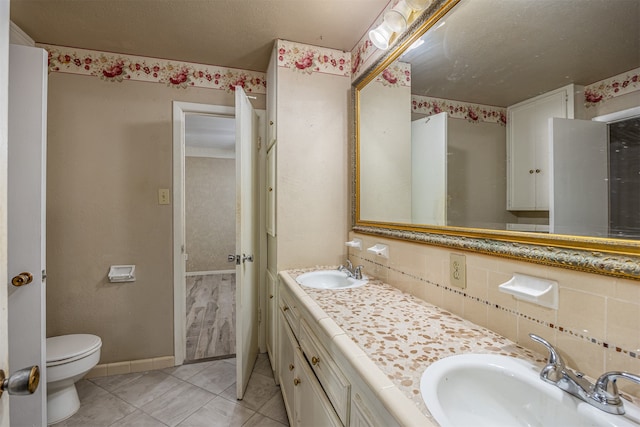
[584,66,640,107]
[353,225,640,281]
[412,94,507,125]
[372,61,411,87]
[276,40,350,77]
[41,44,267,94]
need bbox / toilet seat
[47,334,102,367]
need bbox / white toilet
[46,334,102,425]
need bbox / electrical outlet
[158,188,170,205]
[450,253,466,289]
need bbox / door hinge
[41,270,46,282]
[258,307,262,322]
[257,136,262,150]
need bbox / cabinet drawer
[299,319,350,425]
[279,283,299,336]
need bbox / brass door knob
[293,378,301,386]
[529,169,534,174]
[0,366,40,398]
[536,169,541,173]
[311,356,320,366]
[288,364,294,371]
[11,272,33,287]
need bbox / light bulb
[369,21,394,50]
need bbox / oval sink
[420,354,640,427]
[296,270,368,290]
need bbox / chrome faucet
[530,333,640,415]
[338,260,364,280]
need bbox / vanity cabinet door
[293,348,343,427]
[507,85,572,211]
[266,269,277,380]
[278,310,296,426]
[350,392,375,427]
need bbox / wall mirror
[354,0,640,279]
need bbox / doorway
[172,101,266,380]
[184,113,237,362]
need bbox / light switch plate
[450,253,466,289]
[158,188,170,205]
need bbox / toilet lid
[47,334,102,364]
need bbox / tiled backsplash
[349,231,640,398]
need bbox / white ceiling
[185,114,235,156]
[402,0,640,107]
[9,0,390,72]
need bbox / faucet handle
[345,259,353,270]
[353,265,364,280]
[529,334,565,381]
[593,371,640,409]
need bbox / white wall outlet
[450,253,466,289]
[158,188,170,205]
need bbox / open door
[7,44,48,426]
[549,118,608,236]
[235,87,259,399]
[411,112,447,225]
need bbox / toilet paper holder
[108,265,136,283]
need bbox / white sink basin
[296,270,368,289]
[420,354,640,427]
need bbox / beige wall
[275,60,351,271]
[349,231,640,398]
[46,72,264,363]
[359,80,412,223]
[185,156,235,272]
[447,119,517,228]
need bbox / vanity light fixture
[368,0,434,50]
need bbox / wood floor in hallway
[186,273,236,362]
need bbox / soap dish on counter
[498,273,558,309]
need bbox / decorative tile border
[41,44,267,94]
[352,225,640,280]
[352,252,640,362]
[412,94,507,125]
[585,66,640,107]
[276,40,350,77]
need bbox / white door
[549,118,608,236]
[7,44,48,426]
[0,3,11,425]
[235,87,259,399]
[411,112,447,225]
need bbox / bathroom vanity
[275,268,545,426]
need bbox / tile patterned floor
[53,354,288,427]
[185,273,236,361]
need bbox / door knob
[242,254,253,263]
[0,366,40,398]
[228,254,240,265]
[11,272,33,287]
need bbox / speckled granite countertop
[282,267,545,423]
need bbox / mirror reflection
[358,0,640,239]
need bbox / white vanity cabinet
[277,284,342,426]
[507,84,583,210]
[276,275,407,427]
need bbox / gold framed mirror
[353,0,640,280]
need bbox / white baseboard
[84,356,175,379]
[186,270,235,276]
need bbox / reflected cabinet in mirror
[355,0,640,279]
